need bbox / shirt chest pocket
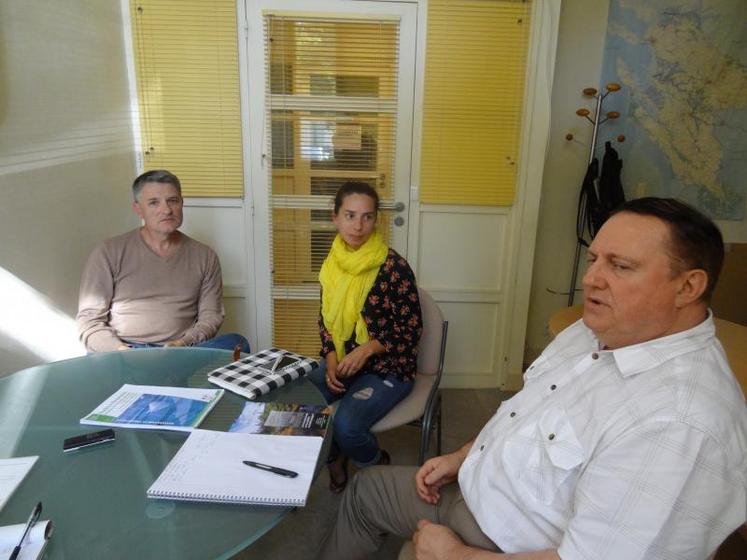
[501,407,585,505]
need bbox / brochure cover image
[229,402,332,437]
[81,384,224,432]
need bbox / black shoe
[326,441,341,464]
[328,455,349,494]
[377,449,391,465]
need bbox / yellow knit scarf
[319,230,388,358]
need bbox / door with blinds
[245,0,417,357]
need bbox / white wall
[0,1,137,376]
[524,0,610,364]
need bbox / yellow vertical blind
[420,0,532,206]
[264,13,400,356]
[130,0,244,197]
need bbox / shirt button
[480,444,485,451]
[509,411,516,418]
[548,433,556,441]
[592,352,599,360]
[550,384,557,391]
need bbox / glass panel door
[246,0,417,355]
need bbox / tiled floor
[234,388,507,560]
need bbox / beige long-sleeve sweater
[76,229,225,352]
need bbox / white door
[243,0,417,355]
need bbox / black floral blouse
[319,248,423,381]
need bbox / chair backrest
[548,304,583,337]
[417,288,446,376]
[714,317,747,398]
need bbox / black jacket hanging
[599,141,625,215]
[576,158,601,246]
[576,142,625,245]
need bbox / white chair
[371,287,449,465]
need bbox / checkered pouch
[207,348,319,400]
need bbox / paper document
[0,457,38,513]
[81,384,223,432]
[0,519,53,560]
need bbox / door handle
[380,201,406,212]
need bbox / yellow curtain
[130,0,244,197]
[420,0,532,206]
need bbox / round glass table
[0,348,328,559]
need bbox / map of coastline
[601,0,747,220]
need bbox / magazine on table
[229,402,332,437]
[80,384,224,432]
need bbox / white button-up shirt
[459,314,747,559]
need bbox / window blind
[130,0,244,197]
[264,13,400,356]
[420,0,532,206]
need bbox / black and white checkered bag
[207,348,319,400]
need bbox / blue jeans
[125,333,250,353]
[309,359,413,467]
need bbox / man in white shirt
[317,198,747,560]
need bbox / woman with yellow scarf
[309,182,423,493]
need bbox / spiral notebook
[146,429,323,506]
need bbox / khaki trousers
[316,466,499,559]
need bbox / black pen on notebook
[9,501,42,560]
[243,460,298,478]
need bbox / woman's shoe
[326,443,340,464]
[378,449,391,465]
[328,455,349,494]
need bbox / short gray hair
[132,170,182,201]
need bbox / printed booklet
[228,402,332,437]
[80,384,224,432]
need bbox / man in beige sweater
[76,170,249,353]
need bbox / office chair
[371,287,449,465]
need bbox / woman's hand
[324,353,346,394]
[336,340,385,378]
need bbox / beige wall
[0,1,137,376]
[524,0,611,365]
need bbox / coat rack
[565,83,624,306]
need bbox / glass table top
[0,348,327,559]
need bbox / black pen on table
[243,460,298,478]
[9,501,42,560]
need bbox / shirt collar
[604,310,716,377]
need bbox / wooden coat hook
[565,83,623,153]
